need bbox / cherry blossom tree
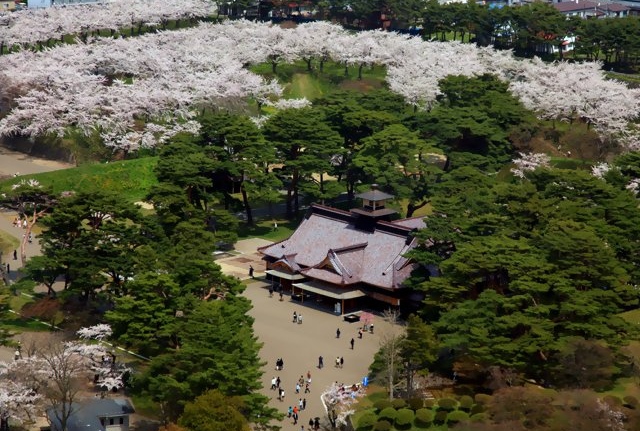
[0,20,638,152]
[511,152,551,179]
[320,382,366,427]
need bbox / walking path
[243,279,397,431]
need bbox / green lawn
[237,218,299,242]
[0,230,19,257]
[0,157,158,203]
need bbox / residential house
[28,0,102,8]
[258,186,425,315]
[552,0,630,18]
[44,398,135,431]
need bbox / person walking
[350,338,355,349]
[314,417,320,430]
[295,383,301,394]
[335,357,340,368]
[249,265,254,278]
[271,377,277,390]
[279,388,285,401]
[288,406,293,418]
[298,313,303,324]
[305,383,310,393]
[358,328,363,339]
[318,356,323,369]
[309,418,314,429]
[336,328,341,338]
[299,398,303,410]
[340,357,344,368]
[276,376,281,388]
[12,250,16,260]
[306,370,311,383]
[303,398,307,410]
[293,311,297,323]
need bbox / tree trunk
[306,58,312,71]
[272,61,277,74]
[320,59,325,73]
[358,63,364,80]
[241,185,253,225]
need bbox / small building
[44,398,135,431]
[552,0,630,18]
[258,186,425,314]
[28,0,102,8]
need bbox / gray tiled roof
[259,205,421,290]
[355,189,395,201]
[48,398,134,431]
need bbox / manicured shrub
[394,408,415,429]
[603,395,623,408]
[373,399,392,412]
[474,393,493,405]
[470,404,484,415]
[357,411,378,430]
[391,398,407,409]
[424,399,435,408]
[437,397,458,411]
[434,410,448,424]
[407,397,424,410]
[447,410,470,425]
[414,408,435,427]
[470,413,487,422]
[459,395,474,411]
[378,407,397,422]
[373,420,391,431]
[624,396,639,409]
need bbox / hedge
[378,407,397,422]
[470,404,484,415]
[434,410,448,424]
[395,408,415,429]
[407,397,424,410]
[470,413,487,422]
[447,410,470,425]
[391,399,407,410]
[415,408,435,427]
[424,399,435,408]
[374,399,393,412]
[437,397,458,411]
[474,393,493,405]
[357,411,378,430]
[373,420,392,431]
[459,395,474,411]
[624,396,639,409]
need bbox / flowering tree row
[0,20,638,151]
[0,0,215,49]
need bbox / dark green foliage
[414,408,435,427]
[459,395,474,411]
[373,419,391,431]
[434,410,448,424]
[357,411,378,430]
[424,399,436,408]
[391,399,407,409]
[394,408,415,429]
[474,394,492,405]
[437,398,458,412]
[447,410,470,424]
[374,399,393,412]
[378,407,397,422]
[624,396,638,409]
[407,398,424,410]
[552,337,618,391]
[470,404,485,415]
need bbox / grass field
[0,157,158,203]
[237,218,299,242]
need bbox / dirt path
[0,146,73,178]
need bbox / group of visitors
[12,217,27,229]
[293,311,303,324]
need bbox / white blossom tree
[511,152,551,179]
[320,382,366,427]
